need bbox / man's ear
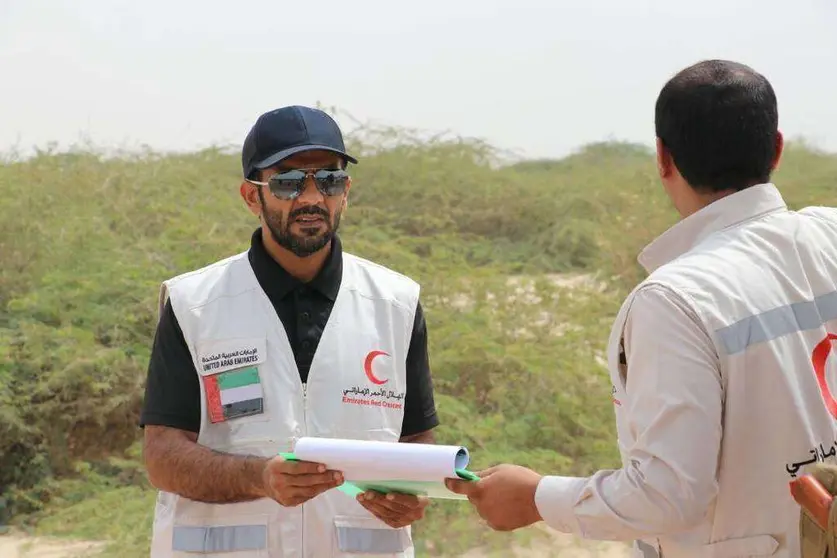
[343,177,352,208]
[655,137,674,179]
[240,181,262,217]
[772,130,784,172]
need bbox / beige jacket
[536,184,837,557]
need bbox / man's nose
[296,175,325,205]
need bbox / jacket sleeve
[534,284,723,540]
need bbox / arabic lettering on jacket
[786,442,837,477]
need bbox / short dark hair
[654,59,779,193]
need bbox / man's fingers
[358,491,425,513]
[477,465,501,478]
[266,460,344,507]
[385,492,427,508]
[278,459,329,475]
[361,492,410,513]
[445,478,478,496]
[359,491,424,510]
[357,496,424,528]
[284,470,343,488]
[358,498,398,519]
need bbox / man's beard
[259,192,342,258]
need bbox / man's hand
[445,464,544,531]
[262,456,344,507]
[356,491,429,528]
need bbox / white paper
[292,437,470,483]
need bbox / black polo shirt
[139,229,439,437]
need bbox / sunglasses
[247,168,350,201]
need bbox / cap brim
[254,145,358,170]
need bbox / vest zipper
[302,381,307,557]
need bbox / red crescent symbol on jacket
[812,333,837,420]
[364,350,390,385]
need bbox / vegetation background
[1,114,836,556]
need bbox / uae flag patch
[204,366,264,423]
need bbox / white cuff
[534,475,588,535]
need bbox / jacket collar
[638,183,788,273]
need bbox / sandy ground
[0,533,105,558]
[0,529,632,558]
[459,526,632,558]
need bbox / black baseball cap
[241,105,358,179]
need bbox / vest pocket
[332,515,412,556]
[171,513,270,557]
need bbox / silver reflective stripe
[715,291,837,355]
[172,524,267,553]
[336,526,406,554]
[635,540,660,558]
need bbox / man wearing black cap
[140,105,437,557]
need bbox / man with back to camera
[139,105,439,557]
[446,59,837,556]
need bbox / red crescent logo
[364,350,389,385]
[813,333,837,420]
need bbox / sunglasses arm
[245,179,270,187]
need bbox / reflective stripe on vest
[715,290,837,355]
[335,525,409,554]
[172,525,267,553]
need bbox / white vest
[148,249,420,558]
[609,185,837,558]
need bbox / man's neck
[679,188,740,219]
[261,226,331,283]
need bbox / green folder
[279,452,479,500]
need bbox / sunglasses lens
[265,169,348,199]
[267,170,306,199]
[314,170,349,196]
